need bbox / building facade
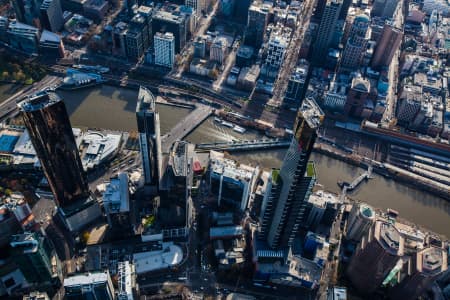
[313,0,342,64]
[154,32,175,68]
[260,98,324,249]
[371,24,402,70]
[18,92,89,208]
[40,0,64,32]
[136,87,162,189]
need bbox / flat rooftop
[64,271,110,287]
[133,242,183,274]
[298,98,324,129]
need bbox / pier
[196,139,291,152]
[339,165,373,193]
[161,104,212,153]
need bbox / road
[269,0,315,107]
[171,1,220,79]
[382,0,404,123]
[212,40,240,92]
[0,75,62,122]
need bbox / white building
[64,271,115,300]
[154,32,175,68]
[117,261,136,300]
[103,173,129,214]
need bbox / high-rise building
[64,271,115,300]
[40,0,63,32]
[347,221,405,294]
[39,29,65,58]
[371,0,398,19]
[152,10,187,53]
[18,92,100,232]
[10,232,62,286]
[344,75,371,117]
[185,0,203,17]
[260,98,324,249]
[313,0,342,64]
[341,14,370,69]
[371,23,402,70]
[136,86,162,189]
[234,0,251,23]
[389,246,448,299]
[284,60,309,102]
[346,203,375,241]
[244,1,271,48]
[18,92,89,208]
[12,0,42,25]
[154,32,175,68]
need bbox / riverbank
[313,145,450,201]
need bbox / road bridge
[196,139,291,152]
[161,105,212,153]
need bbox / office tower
[40,0,63,32]
[284,60,308,102]
[18,92,100,232]
[210,37,228,64]
[327,286,347,300]
[136,86,162,188]
[344,75,370,117]
[10,232,62,285]
[313,0,342,64]
[371,0,398,19]
[338,0,351,20]
[245,1,271,48]
[341,14,370,69]
[159,141,194,228]
[346,203,375,241]
[389,246,448,299]
[154,32,175,68]
[39,29,65,58]
[64,271,115,300]
[219,0,235,17]
[125,21,145,60]
[152,10,187,53]
[18,92,89,208]
[185,0,203,17]
[7,21,41,54]
[371,23,402,70]
[193,36,206,58]
[314,0,327,20]
[260,98,324,249]
[11,0,27,22]
[103,173,130,230]
[234,0,251,23]
[12,0,42,25]
[347,221,405,294]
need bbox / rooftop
[133,242,183,274]
[307,190,340,207]
[136,86,156,112]
[418,246,447,275]
[298,98,324,129]
[18,91,60,112]
[64,271,110,287]
[103,173,129,214]
[376,221,404,256]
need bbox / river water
[9,84,450,237]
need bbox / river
[8,84,450,237]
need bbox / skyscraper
[136,86,162,189]
[40,0,63,32]
[260,98,324,249]
[347,221,405,294]
[341,14,370,69]
[18,91,89,208]
[10,232,62,285]
[371,23,402,70]
[313,0,342,64]
[244,1,271,48]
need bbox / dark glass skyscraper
[260,98,324,249]
[18,91,89,208]
[136,86,161,188]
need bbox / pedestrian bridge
[196,139,291,152]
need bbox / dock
[195,139,291,152]
[339,165,373,193]
[161,104,212,153]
